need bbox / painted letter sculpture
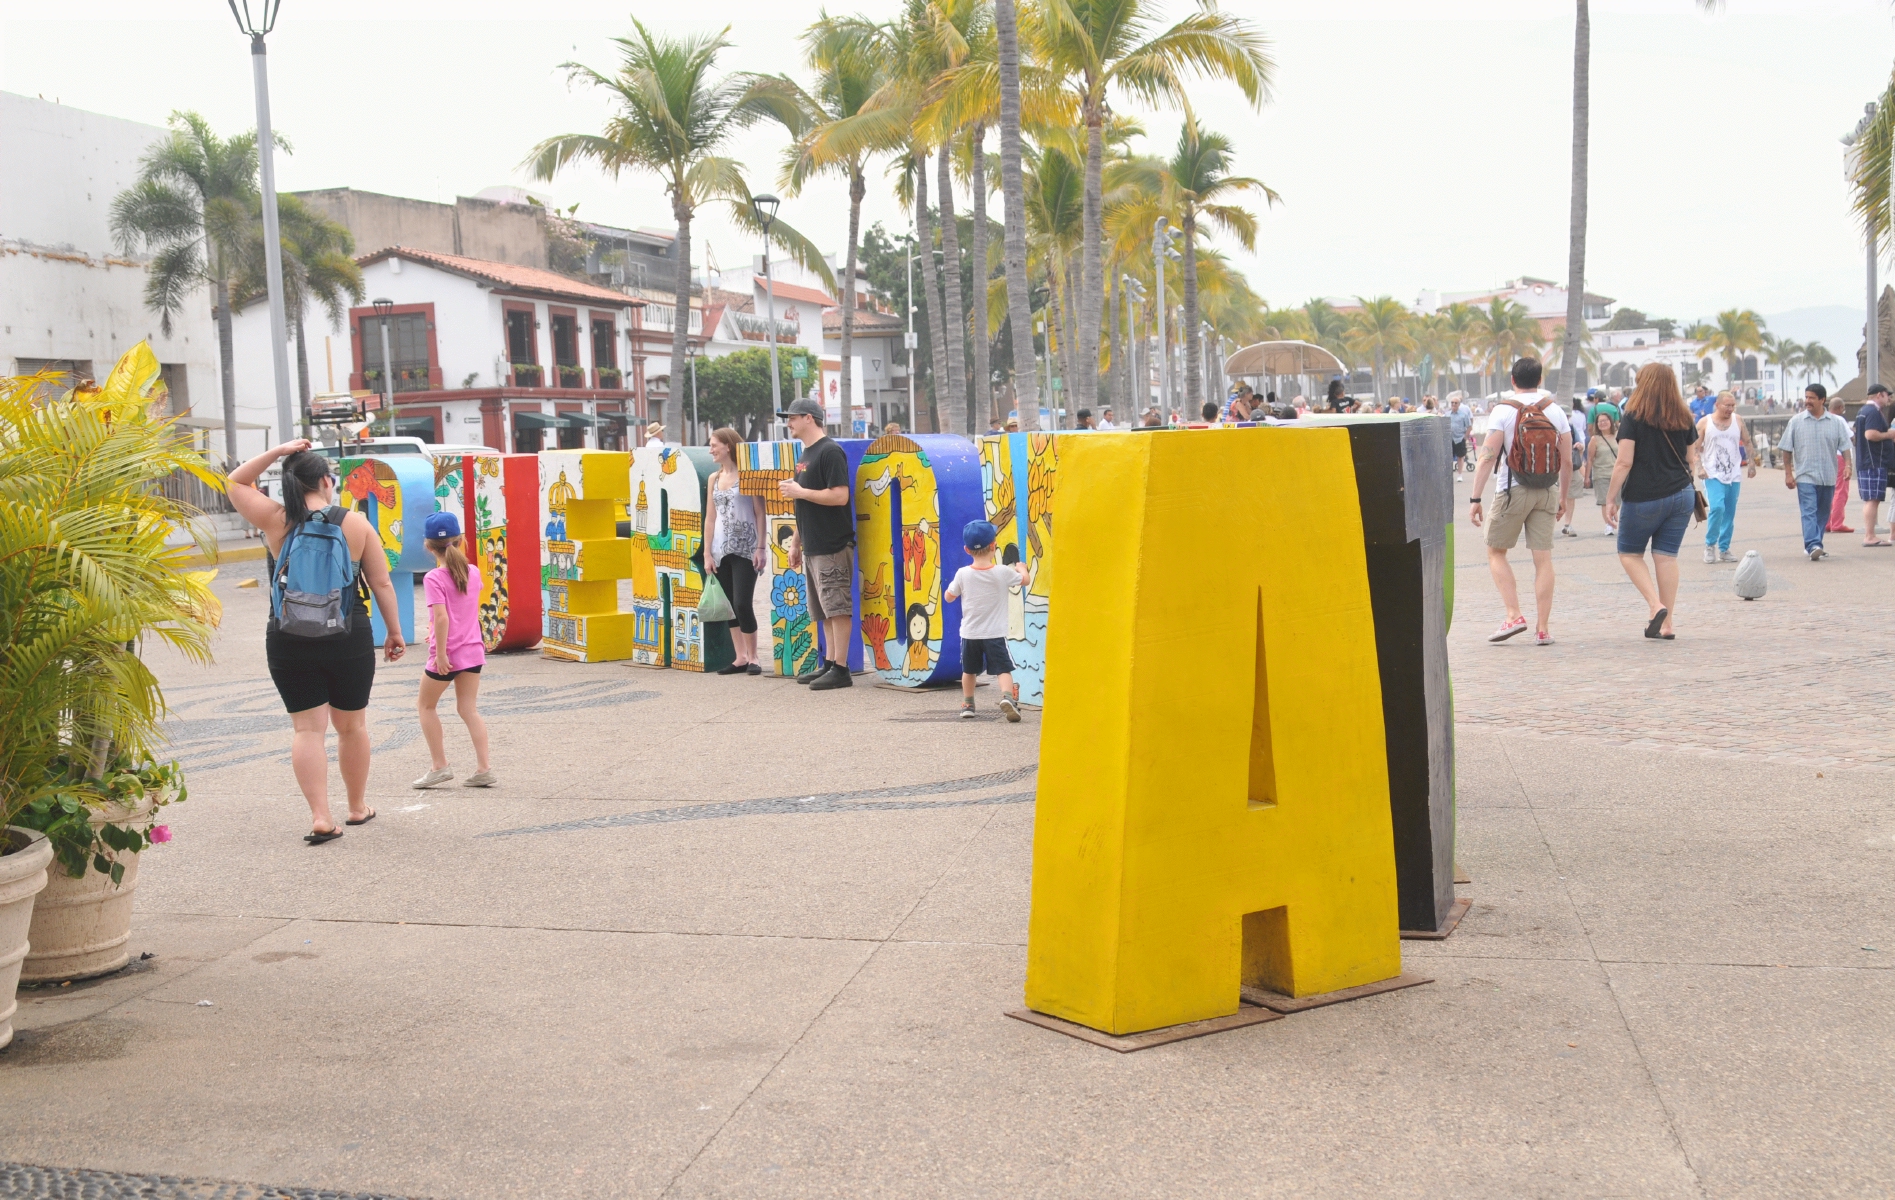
[1025,427,1403,1036]
[854,433,984,686]
[540,450,637,662]
[334,454,434,647]
[431,451,542,651]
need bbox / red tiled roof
[821,307,904,333]
[358,247,644,307]
[754,276,835,308]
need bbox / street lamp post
[1122,274,1142,420]
[686,340,700,444]
[1152,217,1182,425]
[905,233,919,431]
[228,0,294,445]
[752,194,782,430]
[373,298,395,438]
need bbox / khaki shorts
[804,547,855,624]
[1484,485,1559,552]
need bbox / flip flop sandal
[1644,608,1669,639]
[304,827,344,845]
[345,808,377,826]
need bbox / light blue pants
[1703,477,1740,552]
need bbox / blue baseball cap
[962,520,998,550]
[424,511,461,540]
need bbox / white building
[0,93,226,440]
[232,246,642,452]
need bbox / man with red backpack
[1468,357,1574,646]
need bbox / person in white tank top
[1696,391,1754,562]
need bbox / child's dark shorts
[961,636,1013,677]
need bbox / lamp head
[227,0,282,36]
[372,297,394,321]
[751,193,781,228]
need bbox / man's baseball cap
[777,396,826,420]
[423,511,461,540]
[962,520,998,550]
[1869,384,1891,396]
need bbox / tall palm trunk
[1181,207,1201,413]
[1078,95,1105,425]
[935,145,969,435]
[292,310,311,436]
[840,163,865,435]
[968,125,992,431]
[1557,0,1590,405]
[214,268,237,465]
[1061,256,1080,410]
[668,194,693,439]
[914,155,950,433]
[995,0,1040,431]
[1374,348,1385,404]
[1106,269,1122,414]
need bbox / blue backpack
[270,506,359,638]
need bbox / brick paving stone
[0,1161,427,1200]
[1449,471,1894,770]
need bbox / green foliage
[13,756,185,883]
[0,344,220,838]
[694,349,811,436]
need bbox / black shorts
[424,665,483,683]
[266,621,375,713]
[1453,439,1468,460]
[961,636,1013,677]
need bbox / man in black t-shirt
[777,396,857,689]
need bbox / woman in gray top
[702,428,767,674]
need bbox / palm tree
[994,0,1040,429]
[1555,0,1725,405]
[1034,0,1273,413]
[109,111,266,463]
[785,17,891,438]
[238,196,364,428]
[523,22,827,438]
[1412,312,1465,400]
[1802,340,1837,391]
[1467,297,1540,396]
[1163,116,1275,414]
[1698,308,1766,392]
[1542,322,1600,388]
[1438,301,1480,396]
[1763,333,1804,404]
[1025,141,1086,406]
[1345,297,1415,403]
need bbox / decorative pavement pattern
[0,1161,428,1200]
[486,764,1041,837]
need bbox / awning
[511,411,560,429]
[1224,340,1346,378]
[557,412,600,429]
[392,417,437,438]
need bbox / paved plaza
[0,472,1890,1198]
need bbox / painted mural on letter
[736,440,817,678]
[855,434,983,687]
[627,443,712,669]
[977,432,1058,706]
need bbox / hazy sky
[5,0,1892,326]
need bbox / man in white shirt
[1467,357,1574,646]
[1779,382,1853,560]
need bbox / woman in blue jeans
[1605,363,1700,639]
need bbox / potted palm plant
[0,344,221,1004]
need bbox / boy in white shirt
[945,520,1027,722]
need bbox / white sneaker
[463,770,497,787]
[1809,546,1827,561]
[1718,549,1739,563]
[412,767,454,789]
[1703,546,1717,564]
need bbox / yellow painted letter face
[1025,428,1401,1035]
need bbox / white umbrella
[1223,340,1346,378]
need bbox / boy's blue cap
[962,519,998,550]
[424,511,461,540]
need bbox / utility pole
[229,0,294,446]
[906,236,918,431]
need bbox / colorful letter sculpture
[1026,428,1402,1036]
[539,450,637,662]
[431,451,542,652]
[736,440,819,678]
[977,432,1059,707]
[626,443,720,670]
[334,454,434,646]
[854,433,984,686]
[1303,413,1458,935]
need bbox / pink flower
[150,825,172,844]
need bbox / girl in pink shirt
[413,512,494,788]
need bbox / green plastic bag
[698,571,735,623]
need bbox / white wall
[0,93,218,417]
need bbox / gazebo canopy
[1224,340,1346,378]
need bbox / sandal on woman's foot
[1644,608,1669,639]
[304,827,344,845]
[345,808,376,826]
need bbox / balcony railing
[642,304,704,335]
[730,311,799,342]
[556,365,585,389]
[596,367,623,390]
[362,362,433,393]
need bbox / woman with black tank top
[229,441,407,843]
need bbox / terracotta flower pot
[20,793,157,985]
[0,826,55,1050]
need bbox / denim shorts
[1616,486,1694,557]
